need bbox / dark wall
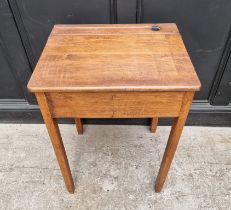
[0,0,231,125]
[0,0,32,101]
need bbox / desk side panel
[46,92,184,118]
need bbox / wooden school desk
[27,23,201,193]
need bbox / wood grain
[35,92,75,193]
[51,24,179,35]
[27,23,201,92]
[155,91,195,192]
[46,92,184,118]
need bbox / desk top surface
[28,23,201,92]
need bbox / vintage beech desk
[28,23,201,193]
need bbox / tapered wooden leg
[75,118,83,134]
[155,92,195,192]
[36,92,75,193]
[150,118,158,133]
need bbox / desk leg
[36,93,75,193]
[150,118,158,133]
[155,92,194,192]
[75,118,83,134]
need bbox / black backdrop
[0,0,231,125]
